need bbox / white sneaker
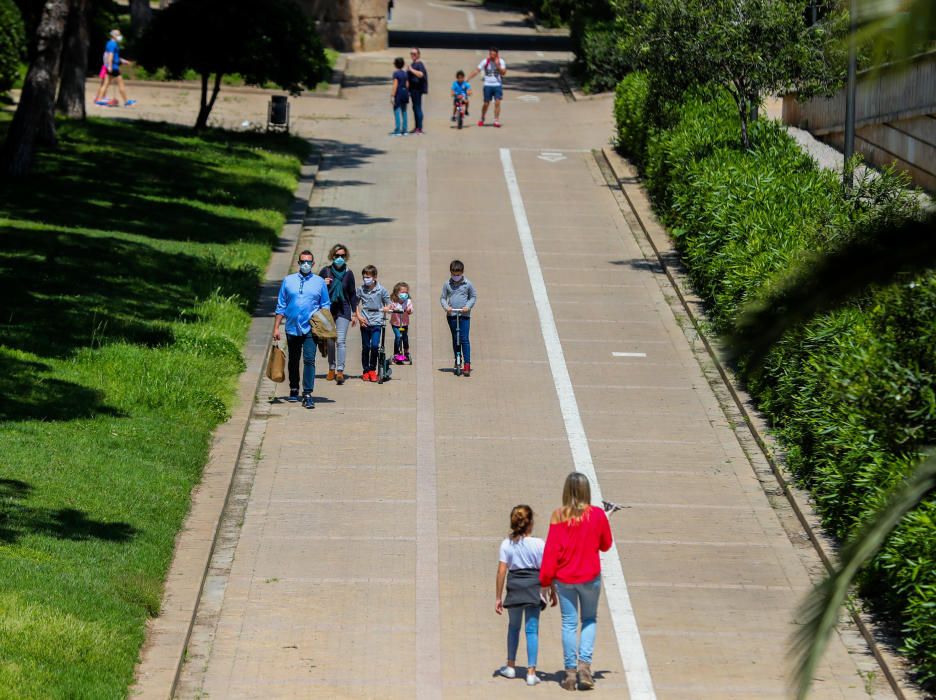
[526,673,540,686]
[498,665,516,679]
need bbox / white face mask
[451,274,463,282]
[299,261,313,274]
[362,277,374,286]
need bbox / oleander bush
[614,71,936,687]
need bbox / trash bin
[268,95,290,133]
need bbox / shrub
[575,19,631,93]
[614,77,936,687]
[0,0,26,93]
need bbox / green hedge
[0,0,25,93]
[614,71,936,687]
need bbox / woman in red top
[540,472,613,691]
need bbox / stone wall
[302,0,387,52]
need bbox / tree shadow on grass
[0,479,137,545]
[0,228,261,360]
[0,353,123,422]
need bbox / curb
[596,146,920,700]
[130,154,321,699]
[557,66,611,103]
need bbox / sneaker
[463,362,471,377]
[326,369,336,381]
[94,99,109,106]
[302,394,314,409]
[361,372,370,382]
[493,120,501,128]
[288,389,300,402]
[477,120,485,127]
[577,662,594,689]
[402,131,409,137]
[390,131,402,137]
[498,666,516,679]
[526,674,540,686]
[125,99,137,107]
[404,352,412,364]
[393,354,406,364]
[451,115,456,122]
[369,370,379,382]
[336,371,345,385]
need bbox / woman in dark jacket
[319,243,357,385]
[407,47,428,134]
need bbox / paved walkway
[168,2,893,698]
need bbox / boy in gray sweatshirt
[439,259,477,376]
[355,265,392,382]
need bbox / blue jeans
[411,91,424,130]
[360,325,382,372]
[391,325,409,355]
[393,105,408,134]
[556,576,601,669]
[507,606,540,667]
[446,315,470,363]
[286,332,316,395]
[326,315,351,371]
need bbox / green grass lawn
[0,115,309,698]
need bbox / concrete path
[168,2,894,698]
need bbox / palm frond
[790,449,936,700]
[728,210,936,366]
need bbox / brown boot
[560,668,577,691]
[577,662,594,689]
[336,371,345,385]
[326,369,336,381]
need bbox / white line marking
[613,351,647,357]
[427,1,476,30]
[499,148,656,700]
[536,51,545,57]
[416,148,442,698]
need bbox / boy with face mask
[273,250,330,408]
[439,259,477,376]
[354,265,392,382]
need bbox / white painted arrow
[537,151,566,163]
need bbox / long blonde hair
[560,472,591,522]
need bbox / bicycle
[453,94,468,130]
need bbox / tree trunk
[0,0,71,175]
[737,99,750,150]
[194,72,222,130]
[129,0,152,39]
[56,0,90,119]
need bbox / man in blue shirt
[273,250,331,408]
[94,29,136,107]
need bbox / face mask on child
[399,292,409,301]
[451,274,463,282]
[362,276,374,286]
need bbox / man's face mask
[299,260,313,275]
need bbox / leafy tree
[139,0,328,130]
[638,0,838,147]
[0,0,26,93]
[0,0,69,175]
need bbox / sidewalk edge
[129,153,322,699]
[596,146,919,700]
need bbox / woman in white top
[494,505,556,686]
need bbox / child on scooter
[355,265,391,382]
[389,282,414,365]
[439,259,477,376]
[451,70,472,121]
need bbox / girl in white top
[494,505,556,686]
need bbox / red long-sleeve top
[539,505,613,586]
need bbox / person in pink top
[389,282,414,364]
[540,472,613,691]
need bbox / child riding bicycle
[451,70,472,121]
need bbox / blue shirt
[105,39,120,70]
[275,272,330,336]
[452,80,470,97]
